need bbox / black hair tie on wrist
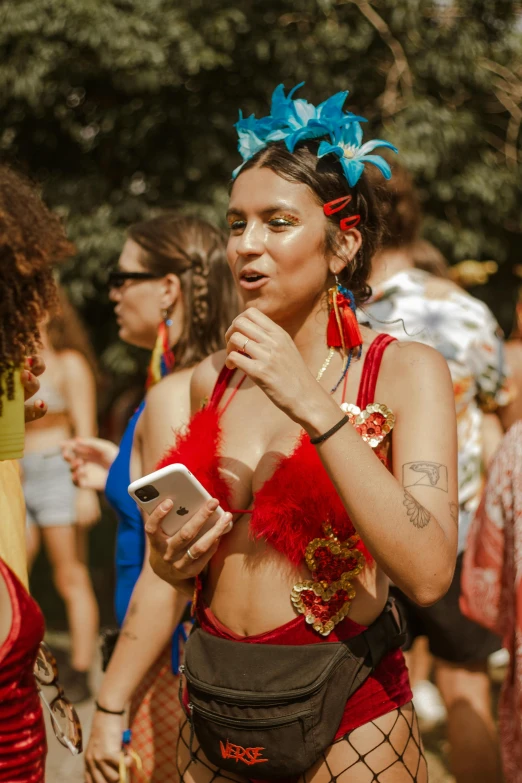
[309,414,349,446]
[95,700,125,716]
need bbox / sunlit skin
[146,165,457,624]
[206,167,386,633]
[149,168,394,632]
[109,238,183,350]
[145,165,456,782]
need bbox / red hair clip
[323,196,361,231]
[339,215,361,231]
[323,195,352,216]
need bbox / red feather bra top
[157,334,396,636]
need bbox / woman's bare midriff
[24,415,71,454]
[205,518,390,637]
[201,368,390,636]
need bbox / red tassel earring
[327,279,363,391]
[323,197,363,389]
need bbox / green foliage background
[1,0,522,377]
[2,0,521,628]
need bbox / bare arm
[95,372,195,710]
[482,413,504,467]
[95,539,188,712]
[85,372,197,781]
[145,353,234,590]
[498,342,522,431]
[61,351,98,438]
[224,310,458,607]
[60,350,101,526]
[300,343,458,606]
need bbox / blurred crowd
[1,139,521,783]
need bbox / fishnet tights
[177,703,428,783]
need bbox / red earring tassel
[327,286,363,358]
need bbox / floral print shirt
[461,422,522,782]
[360,268,513,552]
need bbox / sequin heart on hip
[291,523,365,636]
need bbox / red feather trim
[156,406,372,569]
[250,434,372,567]
[155,406,233,511]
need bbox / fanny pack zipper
[189,701,311,728]
[179,648,349,705]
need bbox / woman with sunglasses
[0,164,75,782]
[65,214,237,782]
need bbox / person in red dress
[0,164,75,782]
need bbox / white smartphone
[128,463,225,540]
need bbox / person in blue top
[64,213,237,782]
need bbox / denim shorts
[22,450,77,527]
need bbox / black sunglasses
[107,270,160,288]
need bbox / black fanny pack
[180,599,406,779]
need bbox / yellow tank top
[0,460,28,589]
[0,369,24,460]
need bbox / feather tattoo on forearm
[403,489,432,529]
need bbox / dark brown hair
[128,214,237,369]
[366,161,422,250]
[47,286,100,382]
[0,165,75,410]
[238,140,385,305]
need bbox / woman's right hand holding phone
[145,498,232,588]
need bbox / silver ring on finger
[186,547,199,561]
[241,338,250,353]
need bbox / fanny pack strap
[343,598,406,686]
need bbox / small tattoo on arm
[126,602,138,619]
[403,489,432,529]
[403,462,448,492]
[121,601,138,640]
[449,502,458,525]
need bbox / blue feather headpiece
[233,83,398,186]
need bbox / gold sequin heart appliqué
[340,402,395,448]
[291,523,365,636]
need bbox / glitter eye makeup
[227,216,246,231]
[269,213,301,227]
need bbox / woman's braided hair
[128,214,237,369]
[0,165,75,412]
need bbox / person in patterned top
[461,421,522,783]
[362,163,513,783]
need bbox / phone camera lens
[135,484,160,502]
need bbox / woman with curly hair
[0,164,75,782]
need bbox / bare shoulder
[377,339,453,411]
[145,367,194,410]
[505,340,522,367]
[59,349,92,377]
[143,368,194,433]
[190,350,227,404]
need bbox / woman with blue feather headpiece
[145,84,458,782]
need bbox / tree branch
[479,57,522,168]
[341,0,413,116]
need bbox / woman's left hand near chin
[225,308,330,424]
